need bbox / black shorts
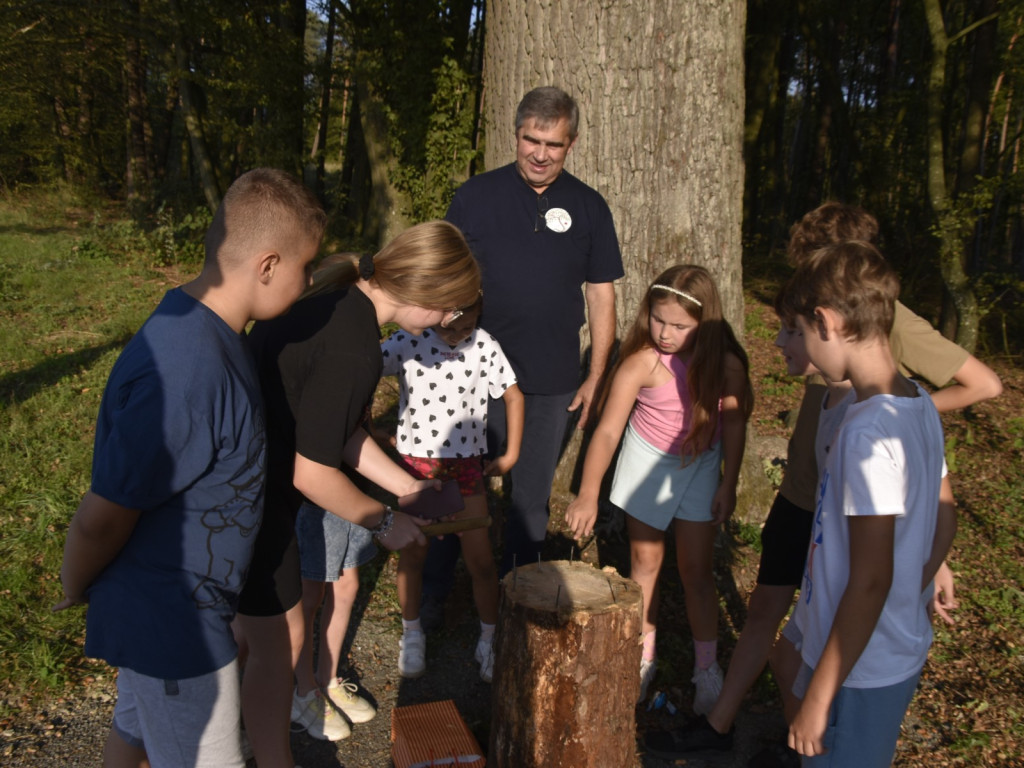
[237,506,303,617]
[756,493,813,587]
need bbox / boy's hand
[483,453,517,476]
[930,561,958,625]
[710,485,736,526]
[565,497,598,539]
[51,592,86,613]
[788,699,829,757]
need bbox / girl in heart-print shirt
[380,296,523,682]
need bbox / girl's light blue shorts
[609,423,721,531]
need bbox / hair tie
[358,253,375,280]
[652,284,703,307]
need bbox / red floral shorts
[398,454,484,496]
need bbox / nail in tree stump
[489,560,643,767]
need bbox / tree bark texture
[484,0,746,334]
[489,560,643,768]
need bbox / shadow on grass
[0,223,82,238]
[0,336,131,405]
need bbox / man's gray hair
[515,86,579,141]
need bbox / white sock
[402,617,423,634]
[479,621,495,642]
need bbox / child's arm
[293,443,432,551]
[788,515,895,757]
[485,383,524,476]
[54,492,141,611]
[924,477,958,623]
[929,354,1001,413]
[710,353,749,526]
[340,427,438,498]
[565,350,651,539]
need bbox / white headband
[652,284,703,307]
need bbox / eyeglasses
[535,195,550,233]
[439,308,464,329]
[439,291,483,329]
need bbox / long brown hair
[300,220,480,311]
[617,265,753,457]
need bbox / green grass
[744,304,777,341]
[0,190,182,712]
[756,372,802,398]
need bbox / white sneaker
[291,687,351,741]
[399,629,427,678]
[325,677,376,723]
[474,636,494,683]
[639,657,656,702]
[691,661,724,716]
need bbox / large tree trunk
[485,0,750,498]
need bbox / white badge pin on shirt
[544,208,572,233]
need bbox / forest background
[0,0,1022,765]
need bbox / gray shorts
[112,658,244,768]
[295,501,377,581]
[609,424,721,531]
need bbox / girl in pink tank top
[565,265,753,711]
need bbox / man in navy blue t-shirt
[425,86,623,608]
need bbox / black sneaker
[747,742,801,768]
[644,715,734,758]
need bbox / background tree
[335,0,483,244]
[484,0,748,499]
[1,1,1020,351]
[485,0,746,338]
[742,0,1024,353]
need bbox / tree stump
[489,560,643,767]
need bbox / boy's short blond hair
[205,168,326,268]
[778,240,899,342]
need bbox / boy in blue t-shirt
[55,168,325,768]
[773,241,956,767]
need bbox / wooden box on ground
[391,699,486,768]
[489,560,643,767]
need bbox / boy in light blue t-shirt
[773,240,956,768]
